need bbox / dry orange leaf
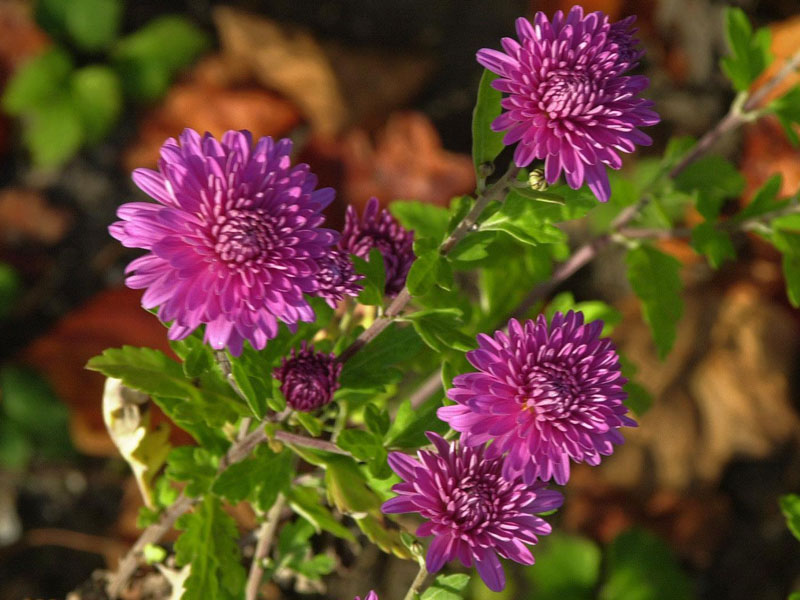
[0,187,72,246]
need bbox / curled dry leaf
[21,286,193,456]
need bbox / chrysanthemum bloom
[439,311,636,485]
[109,129,338,355]
[273,342,342,411]
[476,7,660,201]
[339,197,414,296]
[354,592,378,600]
[313,247,363,308]
[382,432,563,592]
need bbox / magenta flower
[476,7,660,202]
[382,432,562,592]
[339,197,414,296]
[109,129,338,356]
[354,593,378,600]
[439,312,636,485]
[313,247,363,308]
[273,342,341,412]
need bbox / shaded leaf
[472,69,505,174]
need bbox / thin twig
[337,165,520,364]
[245,494,287,600]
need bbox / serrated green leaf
[421,573,472,600]
[212,445,292,511]
[472,69,505,174]
[2,48,73,115]
[780,494,800,542]
[449,231,496,262]
[65,0,122,51]
[720,7,772,92]
[112,15,210,102]
[674,156,744,220]
[690,222,735,268]
[352,247,387,305]
[526,533,601,600]
[769,86,800,146]
[390,201,449,242]
[70,65,122,143]
[337,429,382,462]
[287,486,355,541]
[402,308,476,353]
[166,446,217,497]
[626,246,684,359]
[600,528,692,600]
[340,323,424,389]
[175,496,246,600]
[407,249,442,296]
[735,174,785,222]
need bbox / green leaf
[86,346,248,426]
[166,447,217,497]
[391,201,449,242]
[295,412,323,436]
[287,486,355,541]
[337,429,382,462]
[600,528,692,600]
[112,15,210,102]
[449,231,496,262]
[472,69,505,174]
[421,573,472,600]
[352,247,387,305]
[447,196,472,234]
[384,397,448,449]
[402,308,476,353]
[324,454,382,514]
[0,263,20,318]
[770,86,800,146]
[735,174,785,222]
[674,156,744,220]
[212,445,292,511]
[780,494,800,542]
[407,248,442,296]
[526,534,601,600]
[24,95,85,167]
[175,496,246,600]
[364,404,390,437]
[720,7,772,92]
[690,222,735,268]
[143,543,167,565]
[2,48,73,115]
[0,419,33,470]
[64,0,122,51]
[771,231,800,307]
[626,246,684,359]
[340,323,424,389]
[70,65,122,143]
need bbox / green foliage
[734,175,785,223]
[0,263,21,318]
[674,156,744,221]
[545,292,622,336]
[408,243,447,296]
[780,494,800,542]
[384,397,448,449]
[600,528,693,600]
[324,454,382,514]
[352,248,387,306]
[112,15,210,102]
[287,485,355,541]
[340,323,424,389]
[769,86,800,146]
[720,7,772,92]
[143,543,167,565]
[64,0,123,52]
[626,246,684,359]
[71,65,123,143]
[472,69,505,175]
[391,201,450,242]
[769,231,800,307]
[175,495,247,600]
[421,573,471,600]
[0,365,73,469]
[690,223,735,268]
[336,429,390,478]
[526,533,602,600]
[1,48,73,115]
[212,446,293,512]
[166,446,217,497]
[619,354,653,416]
[402,308,476,353]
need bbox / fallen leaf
[0,187,72,246]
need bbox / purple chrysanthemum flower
[109,129,338,356]
[476,7,660,202]
[339,197,414,296]
[273,342,342,411]
[608,15,644,73]
[313,247,363,308]
[439,311,636,486]
[354,592,378,600]
[382,432,562,592]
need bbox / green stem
[403,562,429,600]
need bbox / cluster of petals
[110,129,338,355]
[382,432,563,592]
[353,593,377,600]
[339,197,415,296]
[476,7,660,201]
[439,311,636,485]
[313,247,364,308]
[273,341,341,412]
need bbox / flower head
[273,342,341,411]
[110,129,338,356]
[313,247,363,308]
[476,7,659,202]
[439,312,636,485]
[382,432,562,592]
[339,197,414,296]
[354,593,378,600]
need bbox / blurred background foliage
[0,0,798,599]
